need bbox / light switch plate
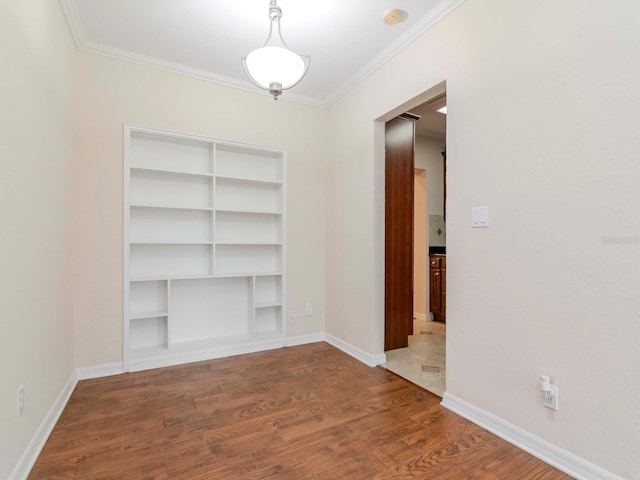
[472,206,489,228]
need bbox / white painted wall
[415,135,446,216]
[413,171,427,317]
[72,53,327,368]
[416,134,446,249]
[325,1,640,478]
[0,1,76,477]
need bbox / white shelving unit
[123,125,286,372]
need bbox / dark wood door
[384,116,416,351]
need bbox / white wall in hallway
[415,135,446,216]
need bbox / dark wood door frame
[384,114,418,351]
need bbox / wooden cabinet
[124,125,286,372]
[430,255,446,323]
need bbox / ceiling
[62,0,461,114]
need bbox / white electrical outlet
[17,385,24,417]
[290,307,297,319]
[305,303,313,316]
[543,384,559,411]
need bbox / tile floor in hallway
[382,318,446,397]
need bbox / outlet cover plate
[17,385,24,416]
[543,384,559,411]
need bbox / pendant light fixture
[242,0,310,100]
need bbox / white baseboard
[127,338,285,372]
[413,312,427,321]
[324,333,386,367]
[76,362,123,380]
[9,372,77,480]
[441,393,623,480]
[285,332,325,346]
[371,351,387,365]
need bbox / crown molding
[59,0,85,48]
[324,0,465,107]
[59,0,464,109]
[81,40,326,108]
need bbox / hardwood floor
[29,343,573,479]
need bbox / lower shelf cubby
[169,277,251,343]
[130,316,168,351]
[255,306,282,334]
[254,275,282,306]
[130,280,167,316]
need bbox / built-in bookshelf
[123,125,286,371]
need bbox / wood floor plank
[28,342,573,480]
[246,426,350,479]
[342,440,421,479]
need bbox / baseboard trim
[76,362,124,380]
[441,393,623,480]
[9,371,77,480]
[285,332,325,346]
[324,333,386,367]
[413,312,427,321]
[127,338,285,372]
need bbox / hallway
[382,319,445,397]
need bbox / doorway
[382,87,447,397]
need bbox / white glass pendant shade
[245,46,306,89]
[242,1,310,100]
